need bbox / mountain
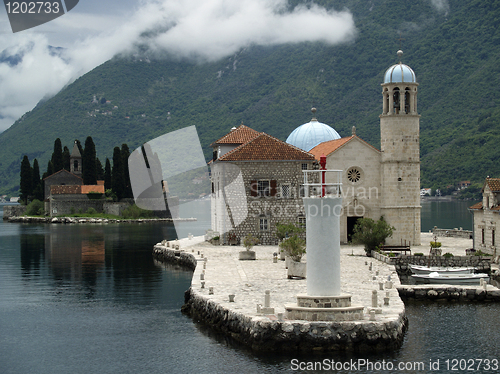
[1,0,500,194]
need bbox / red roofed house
[469,178,500,260]
[210,125,315,244]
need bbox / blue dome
[384,63,416,84]
[286,118,341,152]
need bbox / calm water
[1,201,499,374]
[421,198,478,232]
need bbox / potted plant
[239,234,259,260]
[211,236,220,246]
[279,235,306,279]
[429,238,442,256]
[275,222,304,260]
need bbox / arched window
[393,88,400,114]
[405,88,411,114]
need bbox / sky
[0,0,448,133]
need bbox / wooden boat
[411,272,489,285]
[409,264,476,275]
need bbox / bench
[380,245,411,255]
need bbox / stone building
[469,178,500,261]
[210,126,315,244]
[210,51,421,246]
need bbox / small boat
[411,272,489,285]
[409,264,476,275]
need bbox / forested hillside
[1,0,499,194]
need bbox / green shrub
[474,250,492,256]
[26,199,44,216]
[243,234,259,251]
[443,252,454,258]
[86,207,97,215]
[279,234,306,262]
[121,204,154,219]
[430,241,442,248]
[275,222,304,241]
[351,216,395,256]
[414,253,424,256]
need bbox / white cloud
[430,0,449,14]
[0,0,356,131]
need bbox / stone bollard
[369,262,373,271]
[256,304,261,313]
[379,282,384,291]
[229,294,235,302]
[384,291,390,306]
[198,251,200,255]
[376,270,379,276]
[203,262,206,269]
[201,281,205,289]
[365,261,368,266]
[370,309,376,321]
[385,281,393,289]
[201,253,204,258]
[273,252,278,263]
[264,290,271,308]
[200,273,204,280]
[277,313,284,321]
[372,290,378,308]
[209,287,214,295]
[372,276,377,281]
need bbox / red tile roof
[469,201,483,210]
[210,124,261,146]
[485,178,500,192]
[308,135,379,160]
[218,133,315,161]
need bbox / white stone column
[303,197,342,296]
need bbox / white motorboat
[409,264,476,275]
[411,272,489,285]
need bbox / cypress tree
[32,159,43,201]
[62,146,70,171]
[104,158,112,191]
[96,157,105,181]
[51,138,64,173]
[111,147,125,200]
[121,144,133,198]
[20,155,32,204]
[82,136,97,185]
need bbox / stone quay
[153,236,407,353]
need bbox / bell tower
[70,140,82,177]
[380,50,421,246]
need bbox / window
[298,215,306,228]
[299,185,306,198]
[493,230,496,246]
[258,180,270,197]
[301,163,308,170]
[482,229,485,244]
[259,217,268,231]
[281,184,291,199]
[347,167,362,183]
[250,180,277,197]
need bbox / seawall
[153,241,408,353]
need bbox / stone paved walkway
[171,236,405,323]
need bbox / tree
[275,222,304,241]
[351,216,395,256]
[42,160,54,180]
[121,144,133,198]
[62,146,70,171]
[96,157,104,181]
[111,146,125,200]
[20,155,32,204]
[51,138,64,173]
[104,158,112,191]
[31,159,43,201]
[82,136,97,185]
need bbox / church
[210,51,421,246]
